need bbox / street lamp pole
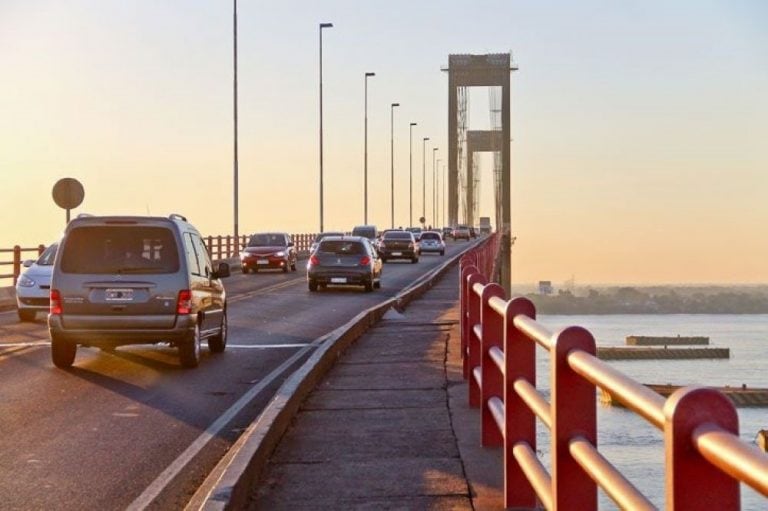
[409,122,417,228]
[432,147,438,228]
[435,158,442,228]
[422,137,429,225]
[233,0,239,246]
[364,72,375,224]
[390,102,400,229]
[319,22,333,233]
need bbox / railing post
[38,244,45,256]
[551,326,597,510]
[207,236,213,257]
[217,236,223,260]
[481,283,506,447]
[664,387,739,510]
[460,263,480,379]
[467,273,487,408]
[12,245,21,285]
[226,236,232,258]
[504,296,538,509]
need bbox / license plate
[257,260,269,265]
[392,252,402,256]
[105,288,134,301]
[330,277,347,284]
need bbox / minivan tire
[51,336,76,368]
[308,280,318,292]
[179,324,201,368]
[208,312,227,353]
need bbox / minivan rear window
[351,227,376,239]
[60,226,180,274]
[421,232,440,240]
[383,232,412,240]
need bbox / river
[533,314,767,510]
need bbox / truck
[479,217,492,234]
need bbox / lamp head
[365,72,375,77]
[320,22,333,28]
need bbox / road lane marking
[228,277,304,303]
[127,339,320,510]
[227,343,310,349]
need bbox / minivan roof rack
[169,213,187,222]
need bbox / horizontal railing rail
[460,247,768,510]
[1,233,322,286]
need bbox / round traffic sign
[52,178,85,210]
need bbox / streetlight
[422,137,429,225]
[432,147,438,228]
[363,72,375,224]
[442,163,447,228]
[318,22,333,233]
[233,0,239,245]
[408,122,417,228]
[390,102,400,229]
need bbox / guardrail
[0,245,46,285]
[0,233,321,285]
[460,255,768,509]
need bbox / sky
[1,0,767,285]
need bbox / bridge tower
[445,53,517,292]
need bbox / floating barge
[597,346,729,360]
[600,384,768,408]
[626,335,709,346]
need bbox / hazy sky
[1,0,766,284]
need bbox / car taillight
[360,256,371,266]
[309,255,320,266]
[50,289,62,315]
[177,289,192,315]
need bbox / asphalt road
[0,240,473,510]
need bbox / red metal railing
[460,255,768,509]
[0,233,321,285]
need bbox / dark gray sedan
[307,236,382,292]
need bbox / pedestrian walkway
[250,267,506,510]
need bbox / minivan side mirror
[22,260,34,268]
[212,262,230,279]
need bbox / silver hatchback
[15,243,58,321]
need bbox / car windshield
[421,232,440,240]
[384,232,412,240]
[36,243,58,266]
[248,234,286,247]
[60,226,180,274]
[318,240,365,255]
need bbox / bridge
[1,49,766,510]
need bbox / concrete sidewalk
[250,267,505,510]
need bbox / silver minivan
[48,214,230,369]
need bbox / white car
[15,243,57,321]
[418,231,445,255]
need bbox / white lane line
[126,339,319,510]
[0,340,50,348]
[227,343,309,349]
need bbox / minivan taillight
[359,256,371,266]
[50,289,62,315]
[309,255,320,266]
[177,289,192,315]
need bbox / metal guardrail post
[12,245,21,286]
[481,283,505,447]
[552,327,597,510]
[504,297,538,509]
[467,273,486,408]
[664,387,739,509]
[460,263,479,380]
[216,236,222,260]
[226,236,232,258]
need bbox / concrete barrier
[626,335,709,346]
[597,346,729,360]
[188,240,484,511]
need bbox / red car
[240,232,297,273]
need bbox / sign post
[52,178,85,224]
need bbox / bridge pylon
[444,53,517,292]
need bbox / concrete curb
[189,240,485,511]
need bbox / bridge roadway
[0,240,471,510]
